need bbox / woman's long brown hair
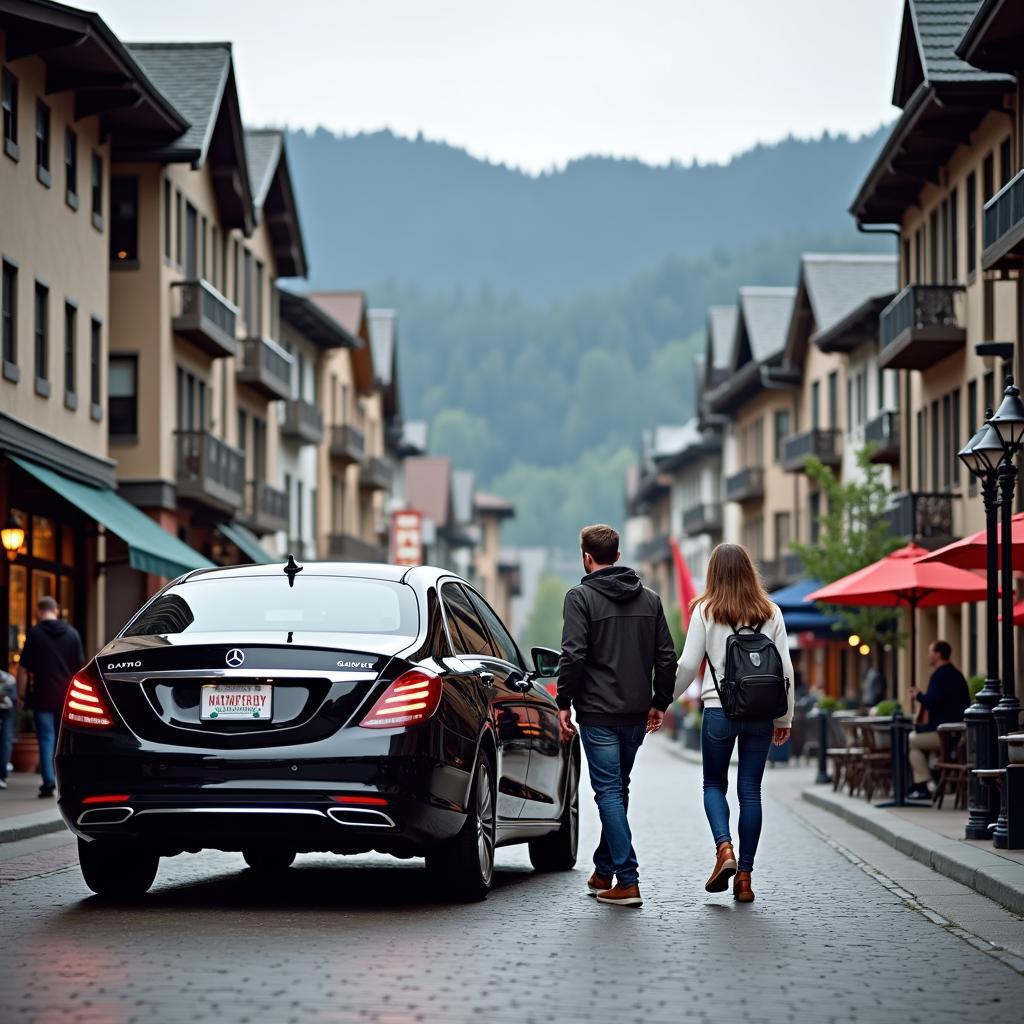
[690,543,774,627]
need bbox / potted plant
[12,708,38,774]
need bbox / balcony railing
[884,492,955,548]
[245,480,289,536]
[634,533,671,564]
[878,285,964,370]
[773,551,804,586]
[782,429,841,472]
[174,429,245,513]
[171,279,238,358]
[327,532,388,563]
[681,502,722,536]
[725,466,764,503]
[330,424,365,465]
[983,168,1024,271]
[280,398,324,445]
[359,455,394,492]
[864,410,900,464]
[236,336,294,400]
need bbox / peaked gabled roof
[705,306,737,380]
[474,491,515,520]
[308,291,375,394]
[733,287,796,369]
[956,0,1024,71]
[405,457,453,528]
[245,130,308,278]
[367,309,400,421]
[277,288,358,350]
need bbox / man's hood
[38,618,72,637]
[582,566,644,603]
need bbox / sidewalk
[0,772,66,843]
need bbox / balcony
[236,336,294,400]
[864,410,900,464]
[360,455,394,492]
[884,492,955,548]
[171,279,238,358]
[878,285,965,370]
[327,532,388,563]
[634,533,671,564]
[682,502,722,536]
[330,424,365,465]
[983,168,1024,271]
[280,398,324,445]
[174,430,245,513]
[772,552,804,587]
[244,480,289,536]
[782,429,841,473]
[725,467,764,503]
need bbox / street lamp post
[986,377,1024,848]
[957,420,1003,839]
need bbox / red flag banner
[670,536,698,631]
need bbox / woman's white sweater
[675,601,795,729]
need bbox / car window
[441,583,495,657]
[464,587,523,668]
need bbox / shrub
[968,676,985,702]
[874,699,903,717]
[817,696,841,713]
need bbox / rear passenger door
[440,582,530,821]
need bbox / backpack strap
[705,656,726,705]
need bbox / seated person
[908,641,969,800]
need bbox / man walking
[557,524,676,908]
[16,596,84,797]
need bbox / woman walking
[676,544,794,903]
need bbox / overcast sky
[95,0,904,173]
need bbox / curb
[0,809,67,845]
[803,785,1024,917]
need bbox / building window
[33,281,48,394]
[163,178,171,260]
[174,188,182,267]
[1000,135,1012,188]
[773,409,789,462]
[232,239,241,304]
[200,214,208,279]
[64,128,77,208]
[89,318,102,419]
[983,151,994,205]
[254,259,264,334]
[949,185,958,283]
[966,171,977,275]
[108,355,138,437]
[810,379,820,430]
[90,151,103,230]
[930,399,940,490]
[243,249,253,327]
[827,370,838,430]
[2,69,18,160]
[951,387,961,487]
[916,409,926,492]
[983,371,995,417]
[35,100,50,185]
[110,176,139,265]
[1,260,16,373]
[773,511,791,557]
[63,302,76,404]
[184,201,197,278]
[284,472,293,537]
[941,393,952,489]
[929,207,939,283]
[901,238,910,288]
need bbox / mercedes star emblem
[225,649,245,668]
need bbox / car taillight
[359,669,442,729]
[62,673,115,729]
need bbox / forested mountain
[284,128,894,547]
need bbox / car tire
[528,755,579,872]
[424,754,495,902]
[78,838,159,899]
[242,847,296,872]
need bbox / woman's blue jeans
[701,708,773,873]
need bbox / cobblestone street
[1,739,1021,1024]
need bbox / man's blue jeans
[701,708,773,873]
[34,710,57,790]
[579,724,646,887]
[0,710,13,781]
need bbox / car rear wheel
[242,847,296,872]
[424,755,495,902]
[78,838,159,899]
[528,756,579,871]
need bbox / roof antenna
[284,553,303,588]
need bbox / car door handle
[474,669,496,685]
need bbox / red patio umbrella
[916,511,1024,572]
[804,543,991,691]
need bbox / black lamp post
[958,419,1003,838]
[985,377,1024,847]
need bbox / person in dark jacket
[16,596,85,797]
[907,640,969,799]
[557,524,677,908]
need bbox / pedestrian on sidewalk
[907,641,969,801]
[675,544,794,903]
[0,668,16,790]
[556,524,676,909]
[16,596,85,798]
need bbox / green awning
[217,520,274,564]
[11,456,214,579]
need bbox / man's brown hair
[580,524,619,566]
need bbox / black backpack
[706,623,790,721]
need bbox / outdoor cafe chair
[855,718,893,803]
[933,722,968,811]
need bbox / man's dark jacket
[915,662,969,734]
[556,566,677,726]
[20,618,85,714]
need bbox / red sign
[391,509,424,566]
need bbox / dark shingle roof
[244,130,282,209]
[367,309,396,387]
[706,306,737,371]
[801,254,899,337]
[736,287,796,365]
[126,43,232,159]
[912,0,997,83]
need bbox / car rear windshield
[125,577,419,637]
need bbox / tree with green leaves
[790,447,902,656]
[522,574,569,653]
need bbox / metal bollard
[889,707,910,806]
[814,708,831,785]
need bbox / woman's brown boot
[733,871,755,903]
[704,841,737,892]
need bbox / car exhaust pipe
[77,806,134,826]
[327,806,396,828]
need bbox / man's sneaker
[38,785,55,799]
[907,784,932,801]
[0,778,7,789]
[587,872,613,896]
[595,883,643,907]
[705,841,737,893]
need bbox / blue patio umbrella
[769,578,841,638]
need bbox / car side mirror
[531,646,560,679]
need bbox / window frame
[35,99,50,186]
[64,128,78,209]
[63,299,77,409]
[33,280,49,396]
[464,585,525,669]
[89,317,102,421]
[1,258,17,380]
[109,175,139,267]
[108,352,139,439]
[2,68,19,161]
[90,151,103,231]
[439,580,496,659]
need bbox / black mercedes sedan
[56,560,577,902]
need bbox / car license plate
[200,683,272,721]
